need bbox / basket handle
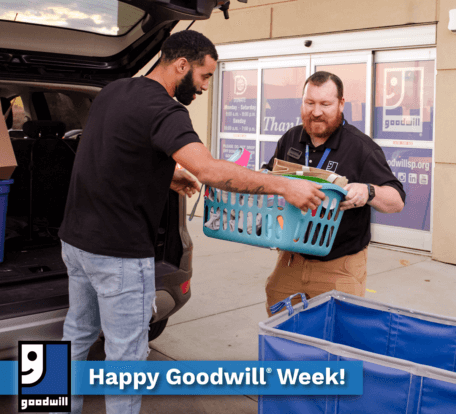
[189,185,206,221]
[270,293,309,316]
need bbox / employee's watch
[367,184,375,202]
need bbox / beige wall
[433,164,456,263]
[189,0,437,45]
[433,0,456,264]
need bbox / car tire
[148,318,168,341]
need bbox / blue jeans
[55,241,156,414]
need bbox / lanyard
[304,120,343,167]
[305,146,331,168]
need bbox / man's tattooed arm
[172,142,325,211]
[213,179,266,195]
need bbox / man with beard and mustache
[57,30,326,414]
[262,71,405,316]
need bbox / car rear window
[44,92,87,131]
[0,0,145,36]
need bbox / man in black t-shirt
[262,71,405,316]
[57,31,327,414]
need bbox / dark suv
[0,0,238,360]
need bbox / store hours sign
[221,70,257,134]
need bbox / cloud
[65,17,119,35]
[0,1,141,35]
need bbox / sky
[0,0,144,35]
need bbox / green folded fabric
[283,174,331,184]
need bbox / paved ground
[4,216,455,413]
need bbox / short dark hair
[160,30,218,66]
[303,71,344,100]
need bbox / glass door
[371,49,435,251]
[213,47,435,252]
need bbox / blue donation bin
[259,290,456,413]
[0,179,13,263]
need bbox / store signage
[221,70,257,134]
[371,147,432,231]
[383,67,424,134]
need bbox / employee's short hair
[160,30,218,66]
[303,71,344,100]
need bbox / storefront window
[316,63,367,133]
[374,61,434,141]
[260,67,306,135]
[220,70,257,134]
[371,58,435,236]
[259,141,278,169]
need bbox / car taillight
[180,280,190,295]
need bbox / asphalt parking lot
[2,216,455,413]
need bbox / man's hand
[340,183,369,211]
[283,179,326,212]
[341,183,404,213]
[170,169,201,198]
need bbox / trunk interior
[0,84,185,322]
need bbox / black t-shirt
[59,77,201,258]
[262,121,406,261]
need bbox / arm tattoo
[214,179,265,195]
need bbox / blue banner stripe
[1,361,363,396]
[0,361,18,394]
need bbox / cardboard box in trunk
[0,114,17,179]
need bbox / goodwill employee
[57,30,326,414]
[262,71,406,316]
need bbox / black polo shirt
[262,120,406,261]
[59,77,202,258]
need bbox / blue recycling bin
[0,179,13,263]
[259,290,456,413]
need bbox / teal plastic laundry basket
[203,178,347,256]
[0,179,13,263]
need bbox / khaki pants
[265,248,368,316]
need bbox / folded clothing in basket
[204,208,263,235]
[204,190,264,235]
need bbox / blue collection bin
[0,179,13,263]
[259,291,456,413]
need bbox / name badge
[287,147,302,160]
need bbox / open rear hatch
[0,0,237,87]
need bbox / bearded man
[262,71,406,315]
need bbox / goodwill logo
[234,75,247,95]
[18,341,71,412]
[383,67,424,134]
